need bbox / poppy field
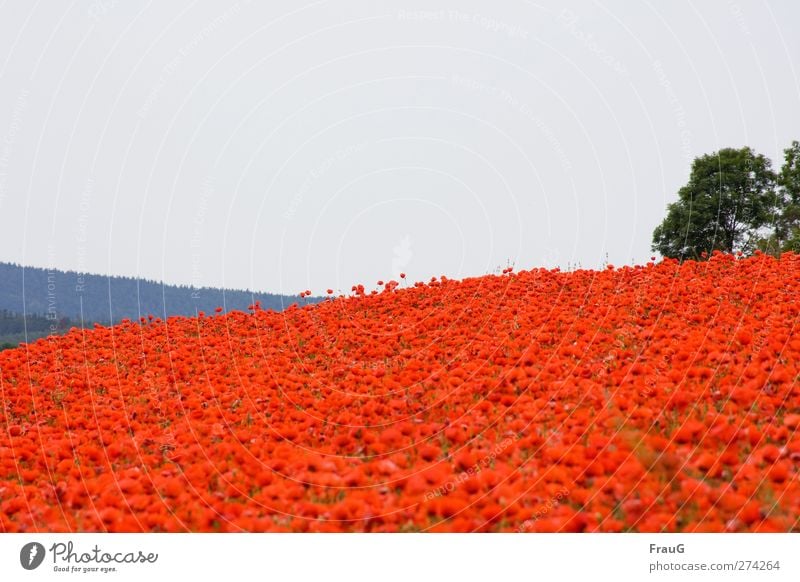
[1,252,799,532]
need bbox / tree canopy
[652,146,780,260]
[775,140,800,252]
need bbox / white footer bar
[1,534,797,581]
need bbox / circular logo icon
[20,542,46,570]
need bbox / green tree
[652,147,778,260]
[776,140,800,251]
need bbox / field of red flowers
[1,252,799,532]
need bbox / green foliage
[774,141,800,252]
[0,264,322,349]
[652,147,778,260]
[0,309,84,348]
[0,309,73,334]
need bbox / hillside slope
[0,262,315,324]
[1,252,799,532]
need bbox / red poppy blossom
[0,252,798,532]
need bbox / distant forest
[0,310,74,350]
[0,262,320,349]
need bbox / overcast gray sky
[1,0,798,294]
